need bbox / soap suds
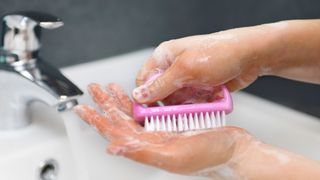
[191,164,240,180]
[152,44,174,68]
[209,32,237,41]
[261,148,290,165]
[259,65,273,76]
[197,55,210,63]
[233,77,248,88]
[173,76,194,88]
[181,129,211,136]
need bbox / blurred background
[0,0,319,117]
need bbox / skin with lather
[74,20,320,179]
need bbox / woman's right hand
[133,20,320,105]
[133,23,282,104]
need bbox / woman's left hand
[74,83,255,178]
[74,83,320,179]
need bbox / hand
[74,83,255,178]
[133,26,274,104]
[75,19,320,179]
[74,83,320,179]
[134,20,320,104]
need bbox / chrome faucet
[0,11,83,130]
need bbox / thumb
[132,65,185,104]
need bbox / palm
[74,83,252,174]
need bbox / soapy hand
[74,83,320,179]
[133,26,269,104]
[133,20,320,104]
[74,83,256,178]
[74,19,320,179]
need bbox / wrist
[226,128,290,179]
[233,141,320,179]
[222,128,257,179]
[249,21,290,77]
[228,21,288,78]
[256,20,320,78]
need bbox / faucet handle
[1,11,63,62]
[5,11,64,29]
[3,11,64,30]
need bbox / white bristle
[183,114,189,131]
[178,114,184,132]
[145,110,228,132]
[160,115,166,131]
[216,111,221,127]
[148,116,155,131]
[199,112,205,129]
[222,111,226,126]
[167,116,172,132]
[188,113,195,130]
[155,116,160,131]
[205,112,211,128]
[172,115,177,132]
[211,112,217,127]
[194,113,200,130]
[145,117,150,131]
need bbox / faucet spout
[0,11,83,130]
[0,59,83,130]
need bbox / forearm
[234,142,320,179]
[259,20,320,84]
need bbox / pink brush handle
[133,85,233,123]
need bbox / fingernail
[73,105,85,116]
[133,85,150,103]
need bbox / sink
[1,48,319,180]
[0,102,76,180]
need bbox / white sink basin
[0,103,76,180]
[1,48,319,180]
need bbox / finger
[88,87,142,131]
[161,87,193,105]
[73,105,114,138]
[74,105,140,139]
[133,50,200,104]
[107,83,133,115]
[136,57,163,86]
[134,48,209,104]
[88,83,118,112]
[162,86,216,105]
[136,41,184,86]
[136,33,226,87]
[107,106,143,131]
[133,63,187,104]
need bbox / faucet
[0,11,83,130]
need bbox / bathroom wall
[2,0,320,67]
[0,0,319,117]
